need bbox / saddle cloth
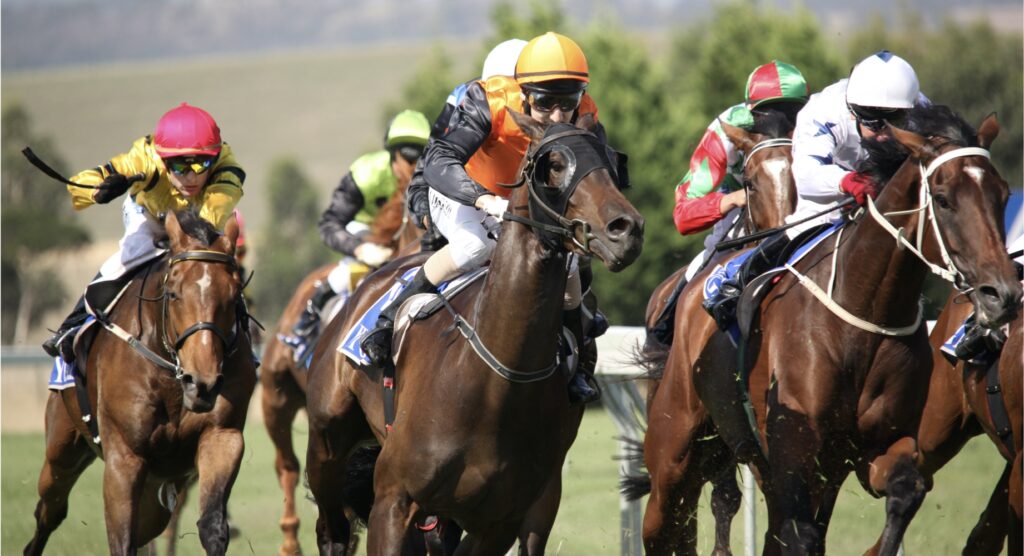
[338,266,488,366]
[47,316,98,391]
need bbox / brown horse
[917,287,1023,555]
[24,210,257,555]
[636,116,798,556]
[259,185,423,555]
[303,110,643,555]
[640,106,1021,555]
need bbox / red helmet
[154,103,222,157]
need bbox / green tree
[1,101,90,343]
[251,157,333,321]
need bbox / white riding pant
[95,196,166,284]
[428,188,580,308]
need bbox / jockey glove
[839,171,879,206]
[354,242,394,268]
[92,173,133,204]
[477,195,509,218]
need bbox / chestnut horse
[917,286,1022,555]
[637,115,798,555]
[304,111,643,555]
[24,210,257,555]
[259,185,423,555]
[640,106,1021,555]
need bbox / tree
[251,157,334,321]
[1,101,91,343]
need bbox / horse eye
[167,290,179,301]
[933,194,952,210]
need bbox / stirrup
[360,323,394,367]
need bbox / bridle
[740,137,793,234]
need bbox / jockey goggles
[849,104,908,132]
[527,90,584,113]
[164,156,215,176]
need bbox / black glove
[92,173,133,204]
[409,190,430,230]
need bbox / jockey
[407,38,529,251]
[289,109,431,348]
[362,31,609,404]
[649,61,809,344]
[42,103,245,362]
[705,50,929,329]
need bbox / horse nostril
[180,373,195,386]
[605,215,636,240]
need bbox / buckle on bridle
[569,219,592,253]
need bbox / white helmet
[846,50,920,109]
[481,38,528,80]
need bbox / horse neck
[474,192,567,369]
[833,161,929,323]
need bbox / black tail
[340,445,382,524]
[616,435,652,500]
[631,335,670,382]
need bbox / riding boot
[292,280,335,338]
[703,231,791,331]
[565,307,600,405]
[361,268,437,368]
[954,316,1007,363]
[42,294,90,361]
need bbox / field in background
[1,405,1009,555]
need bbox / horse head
[885,108,1021,327]
[720,113,796,232]
[163,210,244,413]
[506,109,644,271]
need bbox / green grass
[2,408,1008,555]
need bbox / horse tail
[340,445,382,524]
[631,335,670,382]
[617,436,651,500]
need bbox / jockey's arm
[672,119,743,235]
[791,107,853,203]
[318,172,366,256]
[421,82,492,207]
[66,138,155,211]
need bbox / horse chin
[181,383,220,414]
[588,237,641,272]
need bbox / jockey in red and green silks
[672,61,809,260]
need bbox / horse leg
[133,476,180,548]
[764,410,822,556]
[102,442,149,555]
[23,392,98,556]
[452,523,519,556]
[516,470,564,555]
[365,488,416,556]
[194,428,245,556]
[961,462,1011,556]
[862,437,927,556]
[160,475,195,556]
[709,464,742,556]
[1008,452,1023,556]
[261,365,306,555]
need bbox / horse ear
[576,112,597,132]
[219,213,239,255]
[977,112,999,149]
[887,124,936,160]
[165,210,187,252]
[719,119,758,153]
[506,108,545,143]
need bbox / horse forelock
[175,210,222,247]
[751,110,794,139]
[905,104,979,148]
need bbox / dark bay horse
[640,106,1021,555]
[637,116,797,556]
[917,288,1022,555]
[304,110,643,555]
[259,185,423,555]
[24,210,257,555]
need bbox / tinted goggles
[850,105,908,131]
[165,156,215,176]
[528,90,584,113]
[395,145,425,164]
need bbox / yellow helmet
[515,32,589,89]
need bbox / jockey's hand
[840,171,879,206]
[475,195,509,218]
[719,189,747,215]
[92,173,134,204]
[354,242,394,268]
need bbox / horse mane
[857,104,978,185]
[751,110,794,139]
[175,210,221,246]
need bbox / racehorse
[303,110,643,555]
[636,115,798,556]
[639,106,1021,555]
[917,288,1022,555]
[24,210,257,555]
[258,184,424,555]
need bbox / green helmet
[384,109,430,149]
